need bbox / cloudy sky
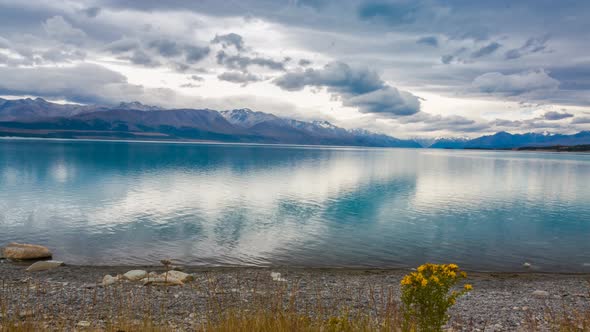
[0,0,589,138]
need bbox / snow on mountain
[220,108,280,128]
[116,101,163,111]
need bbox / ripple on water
[1,139,590,271]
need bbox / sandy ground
[1,261,589,331]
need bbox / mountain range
[1,97,589,149]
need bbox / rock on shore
[26,260,64,272]
[1,243,52,260]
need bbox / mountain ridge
[1,97,589,149]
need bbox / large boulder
[26,260,64,272]
[1,243,52,260]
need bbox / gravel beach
[1,261,589,331]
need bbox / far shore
[2,134,590,153]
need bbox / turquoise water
[1,138,590,271]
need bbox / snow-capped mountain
[220,108,280,128]
[1,98,588,149]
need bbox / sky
[0,0,589,138]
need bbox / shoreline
[2,262,589,331]
[6,261,590,276]
[2,135,590,154]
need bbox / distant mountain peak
[312,120,338,129]
[117,101,162,111]
[220,108,279,128]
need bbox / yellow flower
[430,276,440,284]
[417,265,427,272]
[401,276,412,286]
[421,279,428,287]
[460,271,467,278]
[448,264,459,270]
[464,284,473,291]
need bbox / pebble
[19,310,34,318]
[76,321,91,327]
[532,290,549,298]
[271,272,287,282]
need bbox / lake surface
[1,138,590,272]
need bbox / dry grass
[1,276,589,331]
[0,276,403,332]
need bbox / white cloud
[472,69,559,95]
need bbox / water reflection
[1,139,590,271]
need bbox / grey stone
[532,290,549,298]
[26,260,64,272]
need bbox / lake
[1,138,590,271]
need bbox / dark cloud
[274,61,420,116]
[492,119,522,127]
[416,36,438,47]
[105,38,140,53]
[274,62,383,94]
[148,39,182,57]
[470,42,501,58]
[211,33,244,51]
[572,117,590,124]
[544,111,573,121]
[83,7,102,18]
[505,35,549,60]
[125,49,161,67]
[184,45,210,63]
[189,75,204,81]
[105,38,209,67]
[218,71,261,85]
[357,1,419,25]
[298,59,312,66]
[440,55,454,64]
[216,50,286,71]
[344,87,420,116]
[548,62,590,91]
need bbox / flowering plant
[401,263,472,331]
